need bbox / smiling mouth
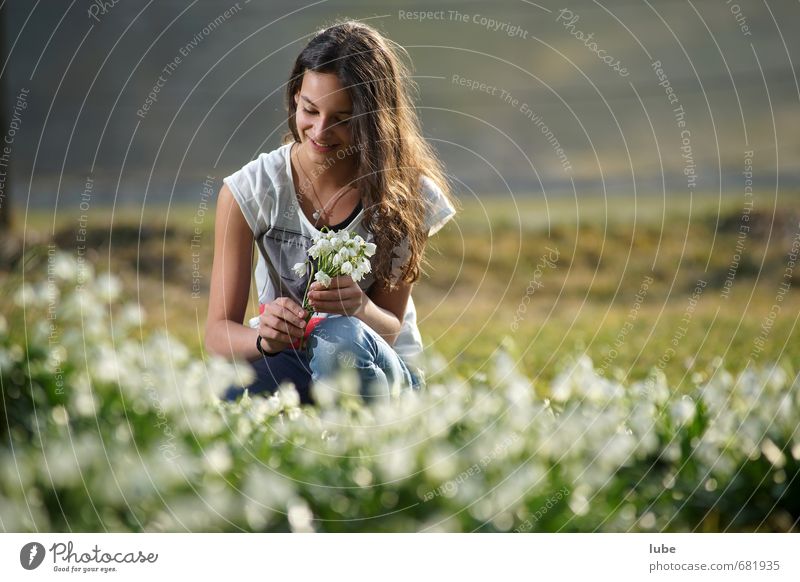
[309,136,338,148]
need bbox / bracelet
[256,334,279,357]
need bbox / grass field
[5,191,800,391]
[418,192,800,390]
[3,192,800,533]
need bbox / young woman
[205,20,456,404]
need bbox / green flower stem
[298,262,315,351]
[302,262,315,315]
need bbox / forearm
[205,319,262,362]
[354,296,403,346]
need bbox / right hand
[258,297,308,353]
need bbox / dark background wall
[2,0,799,215]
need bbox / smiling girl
[205,21,456,404]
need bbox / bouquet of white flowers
[290,228,377,348]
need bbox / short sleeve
[222,154,274,236]
[420,175,456,236]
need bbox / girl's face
[293,71,354,162]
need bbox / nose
[313,115,339,137]
[312,114,347,141]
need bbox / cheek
[295,111,312,128]
[335,124,352,142]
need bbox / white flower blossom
[292,262,307,277]
[670,396,696,426]
[5,246,799,534]
[96,273,122,302]
[314,271,331,287]
[336,248,350,263]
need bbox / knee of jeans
[307,316,373,375]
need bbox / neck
[297,141,358,190]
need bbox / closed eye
[303,107,350,124]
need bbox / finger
[274,297,307,317]
[311,283,361,299]
[309,289,336,302]
[328,275,355,289]
[264,314,305,338]
[312,276,348,291]
[275,304,307,330]
[320,287,361,302]
[267,303,307,328]
[260,314,301,340]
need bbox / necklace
[293,142,356,222]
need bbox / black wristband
[256,334,279,357]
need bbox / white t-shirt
[222,141,456,367]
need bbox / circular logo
[20,542,46,570]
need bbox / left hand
[308,275,367,317]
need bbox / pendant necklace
[293,142,355,222]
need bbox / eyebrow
[300,95,352,115]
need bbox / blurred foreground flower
[0,250,798,533]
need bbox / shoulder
[221,143,293,233]
[225,143,291,192]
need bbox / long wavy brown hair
[283,20,456,289]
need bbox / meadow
[1,192,798,532]
[15,191,799,387]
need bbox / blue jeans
[222,315,421,404]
